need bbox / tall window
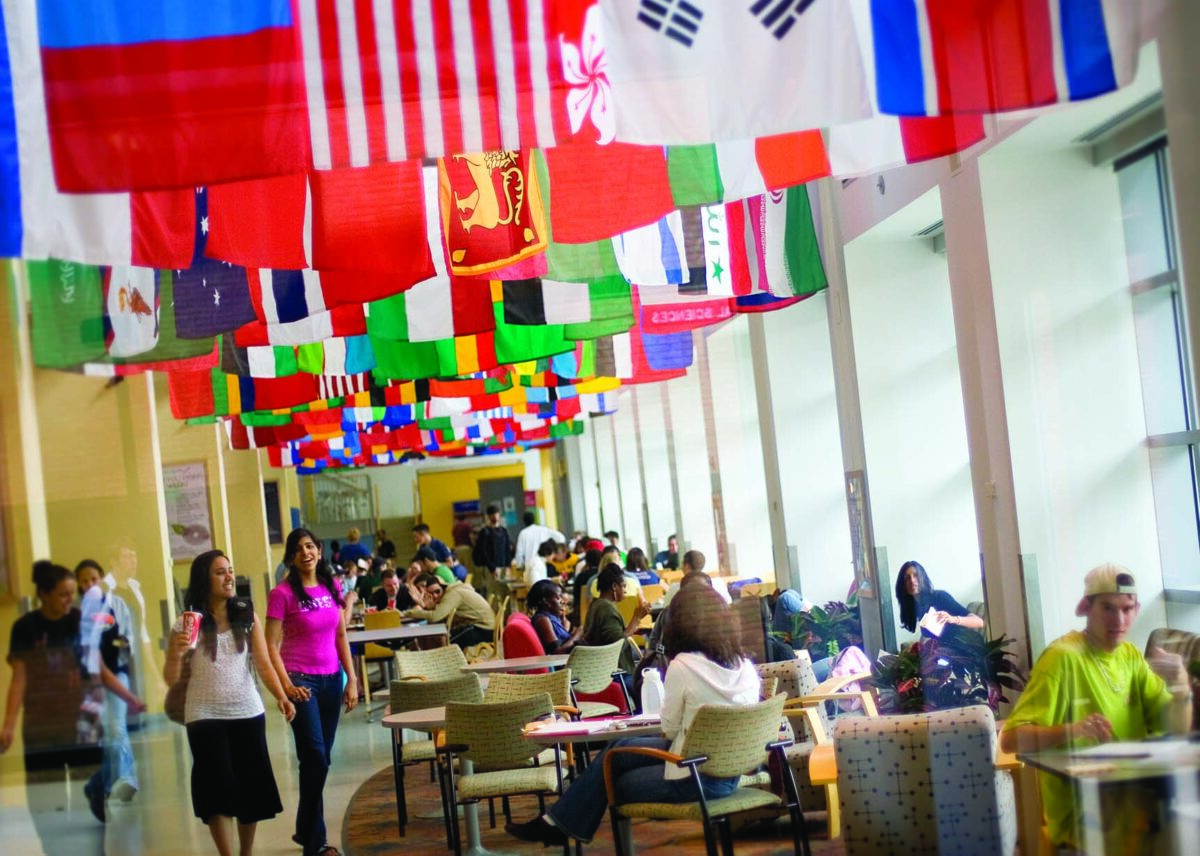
[1118,140,1200,591]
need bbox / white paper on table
[1072,739,1197,761]
[918,607,946,638]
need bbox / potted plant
[871,632,1024,714]
[789,594,864,664]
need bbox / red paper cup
[181,611,202,648]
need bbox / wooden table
[460,654,568,674]
[348,624,449,719]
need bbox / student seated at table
[1000,564,1191,854]
[546,542,578,580]
[582,565,651,678]
[404,573,495,649]
[527,580,581,656]
[367,569,413,613]
[413,547,456,587]
[506,586,759,846]
[625,548,659,585]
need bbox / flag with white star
[174,188,256,338]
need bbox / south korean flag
[603,0,872,145]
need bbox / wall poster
[163,462,215,562]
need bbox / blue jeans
[287,671,343,856]
[547,737,739,843]
[86,671,138,799]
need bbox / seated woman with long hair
[895,560,985,642]
[506,586,760,846]
[526,579,581,655]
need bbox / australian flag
[174,188,256,338]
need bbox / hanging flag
[173,189,257,339]
[36,0,308,192]
[368,277,496,344]
[870,0,1139,116]
[206,161,436,277]
[599,0,871,145]
[0,0,197,265]
[543,142,674,244]
[103,266,159,358]
[438,150,548,276]
[726,184,826,299]
[612,211,689,286]
[295,336,376,376]
[296,0,568,168]
[28,258,106,368]
[222,337,299,379]
[501,278,631,327]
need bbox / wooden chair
[659,570,684,586]
[440,693,568,856]
[362,610,402,715]
[640,583,666,605]
[604,694,810,856]
[387,673,483,839]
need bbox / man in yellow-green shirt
[1001,564,1192,852]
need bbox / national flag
[27,258,106,368]
[93,267,216,371]
[612,211,689,286]
[37,0,309,191]
[543,142,675,244]
[725,184,826,299]
[501,278,632,327]
[366,277,495,344]
[295,0,568,168]
[439,150,548,276]
[826,114,986,177]
[103,266,159,358]
[370,331,499,382]
[238,269,368,346]
[222,338,299,379]
[491,295,574,364]
[0,0,196,265]
[296,336,376,376]
[870,0,1140,117]
[173,189,257,339]
[205,161,435,278]
[599,0,871,145]
[170,370,323,419]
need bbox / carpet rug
[343,765,845,855]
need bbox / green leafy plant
[871,633,1025,714]
[789,595,864,664]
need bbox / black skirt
[186,714,283,825]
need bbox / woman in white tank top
[164,550,295,856]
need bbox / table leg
[460,759,516,856]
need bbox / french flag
[869,0,1140,116]
[37,0,309,192]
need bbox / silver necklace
[1086,639,1123,694]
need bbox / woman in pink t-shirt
[266,529,357,856]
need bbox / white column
[747,313,791,584]
[939,159,1031,675]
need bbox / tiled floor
[0,699,831,856]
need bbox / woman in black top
[2,563,106,852]
[895,560,985,638]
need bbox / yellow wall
[265,453,302,575]
[539,448,560,532]
[417,462,526,548]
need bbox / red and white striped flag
[296,0,570,168]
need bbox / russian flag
[870,0,1139,116]
[37,0,309,192]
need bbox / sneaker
[83,781,106,823]
[111,778,137,803]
